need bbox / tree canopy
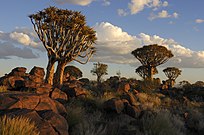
[132,44,173,80]
[29,6,96,85]
[136,66,158,80]
[163,67,181,80]
[131,44,173,67]
[91,62,108,84]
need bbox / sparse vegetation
[0,85,7,92]
[0,115,39,135]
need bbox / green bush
[0,115,39,135]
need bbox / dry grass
[0,86,7,92]
[0,115,39,135]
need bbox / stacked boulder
[103,92,141,118]
[0,92,68,135]
[0,66,69,135]
[61,80,89,98]
[0,66,47,91]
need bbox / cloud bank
[0,27,43,59]
[93,22,204,68]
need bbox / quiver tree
[163,67,182,88]
[131,44,173,80]
[136,66,158,80]
[91,62,108,84]
[63,65,82,82]
[29,7,96,85]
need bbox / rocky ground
[0,66,204,135]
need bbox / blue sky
[0,0,204,83]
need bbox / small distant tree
[163,67,182,87]
[131,44,173,80]
[116,70,121,79]
[29,7,96,86]
[64,65,82,82]
[91,62,108,84]
[136,66,158,80]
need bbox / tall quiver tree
[163,67,182,88]
[131,44,173,80]
[136,65,158,80]
[29,7,96,86]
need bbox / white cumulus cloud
[0,27,45,59]
[92,22,204,68]
[9,32,31,46]
[128,0,169,14]
[149,10,179,20]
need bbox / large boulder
[0,91,68,135]
[9,67,27,76]
[117,82,131,93]
[124,104,141,118]
[61,81,88,98]
[120,93,139,106]
[29,66,45,83]
[51,88,68,102]
[103,98,125,114]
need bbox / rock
[4,109,63,135]
[36,86,52,96]
[117,82,130,93]
[0,92,66,114]
[0,76,24,90]
[29,75,44,83]
[29,66,45,78]
[0,66,47,91]
[0,91,69,135]
[9,67,27,76]
[51,88,68,102]
[39,110,69,135]
[125,104,141,118]
[120,93,138,106]
[103,98,125,113]
[61,83,88,98]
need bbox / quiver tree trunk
[97,76,102,85]
[147,66,154,81]
[55,61,66,86]
[45,57,56,85]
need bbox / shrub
[70,112,107,135]
[137,93,161,110]
[0,115,39,135]
[140,110,185,135]
[0,86,7,92]
[136,79,160,93]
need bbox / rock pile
[0,92,68,135]
[0,67,69,135]
[103,92,141,118]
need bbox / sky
[0,0,204,83]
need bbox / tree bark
[55,61,66,86]
[45,57,56,85]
